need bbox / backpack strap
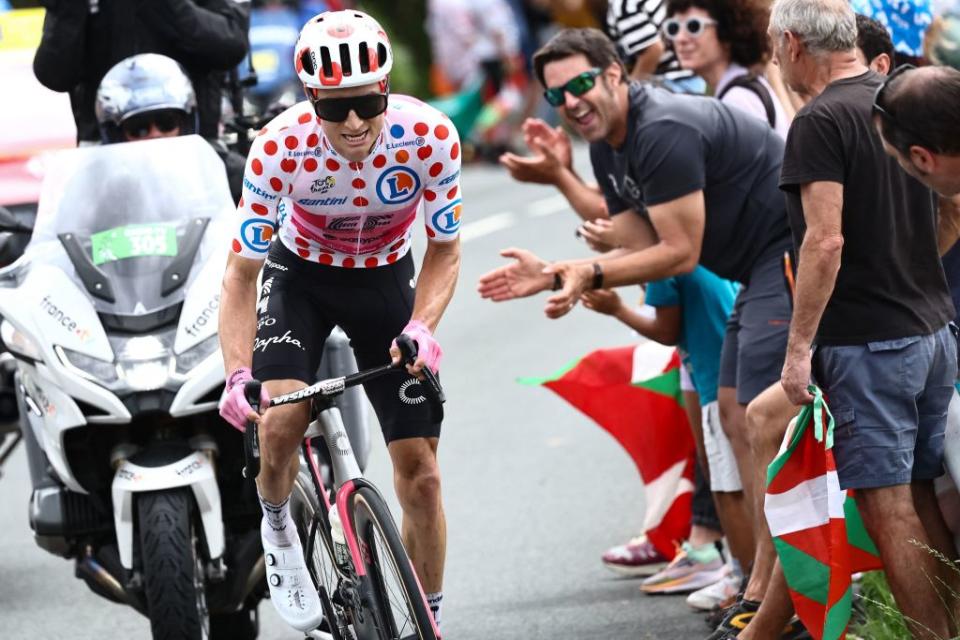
[717,74,777,129]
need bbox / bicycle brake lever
[394,334,445,421]
[242,380,262,480]
[394,334,418,367]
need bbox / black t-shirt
[590,83,792,285]
[780,70,953,345]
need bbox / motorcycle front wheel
[138,488,209,640]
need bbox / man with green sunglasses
[480,30,795,595]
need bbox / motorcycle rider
[218,9,462,634]
[95,54,245,202]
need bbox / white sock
[426,591,443,628]
[258,490,295,547]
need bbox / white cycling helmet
[295,10,393,90]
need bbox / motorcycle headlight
[1,319,43,362]
[120,359,172,392]
[175,334,220,375]
[55,345,120,384]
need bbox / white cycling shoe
[261,522,326,633]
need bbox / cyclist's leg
[251,246,333,631]
[331,255,447,599]
[386,437,445,592]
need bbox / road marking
[459,211,517,243]
[527,194,569,218]
[459,195,568,243]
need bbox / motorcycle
[0,136,263,639]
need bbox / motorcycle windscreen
[26,136,234,322]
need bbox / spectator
[874,65,960,199]
[479,34,795,629]
[586,274,751,611]
[606,0,706,92]
[95,54,245,203]
[732,2,959,639]
[663,0,791,135]
[855,13,895,73]
[33,0,249,144]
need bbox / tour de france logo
[376,167,421,205]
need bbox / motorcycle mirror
[0,207,32,234]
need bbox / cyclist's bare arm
[412,238,461,331]
[220,252,264,375]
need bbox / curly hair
[665,0,772,67]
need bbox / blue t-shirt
[645,267,738,404]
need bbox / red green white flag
[520,342,696,559]
[765,386,882,640]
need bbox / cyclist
[95,53,246,202]
[217,10,462,633]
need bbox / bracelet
[552,273,563,291]
[591,262,604,290]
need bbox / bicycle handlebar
[240,334,446,481]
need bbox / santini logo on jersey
[438,170,460,186]
[297,196,348,207]
[376,167,421,205]
[243,178,278,201]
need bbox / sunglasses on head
[121,110,184,139]
[662,16,717,41]
[310,93,389,122]
[544,68,603,107]
[871,64,938,150]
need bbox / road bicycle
[242,335,444,640]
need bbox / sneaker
[705,598,760,639]
[780,617,812,640]
[601,535,669,577]
[261,522,325,632]
[641,542,726,595]
[687,569,741,611]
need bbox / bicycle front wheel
[350,486,438,640]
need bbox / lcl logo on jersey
[241,219,275,253]
[431,199,462,235]
[376,167,421,205]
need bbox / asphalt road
[0,155,709,639]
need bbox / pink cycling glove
[393,320,443,374]
[219,367,270,432]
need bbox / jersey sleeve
[231,130,284,259]
[421,118,463,243]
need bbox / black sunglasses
[544,68,602,107]
[121,110,184,139]
[311,93,389,122]
[871,64,938,149]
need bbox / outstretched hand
[477,248,551,302]
[542,262,592,319]
[499,119,573,185]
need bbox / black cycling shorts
[252,243,440,442]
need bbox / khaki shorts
[702,400,742,492]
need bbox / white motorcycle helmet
[294,10,394,97]
[95,53,198,143]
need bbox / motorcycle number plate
[90,223,179,265]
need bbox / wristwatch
[591,262,604,290]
